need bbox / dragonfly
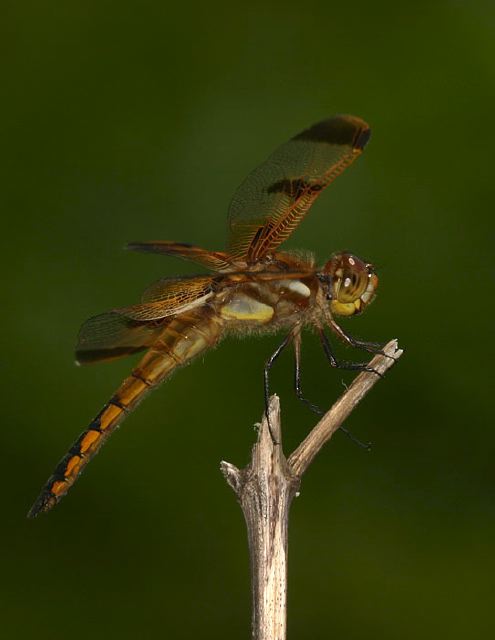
[28,114,383,518]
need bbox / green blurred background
[2,1,494,638]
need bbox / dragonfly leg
[339,425,372,451]
[295,332,371,451]
[264,332,293,443]
[293,333,324,415]
[329,319,390,357]
[318,327,382,377]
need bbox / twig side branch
[221,338,402,640]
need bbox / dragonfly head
[322,252,378,316]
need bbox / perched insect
[28,114,383,517]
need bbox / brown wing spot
[251,225,266,244]
[267,178,323,199]
[64,455,83,478]
[294,116,370,149]
[51,480,68,496]
[80,429,101,454]
[247,223,274,259]
[353,126,371,150]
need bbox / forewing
[227,115,370,261]
[76,313,164,364]
[126,241,233,271]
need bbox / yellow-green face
[324,252,378,316]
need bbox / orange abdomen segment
[28,310,223,517]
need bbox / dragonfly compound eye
[323,253,378,316]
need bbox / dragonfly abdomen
[28,309,223,517]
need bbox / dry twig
[221,338,402,640]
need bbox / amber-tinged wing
[76,275,216,362]
[115,275,216,321]
[126,241,233,271]
[227,115,371,262]
[76,313,164,364]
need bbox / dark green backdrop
[3,1,494,638]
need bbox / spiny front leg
[329,318,387,355]
[318,327,382,377]
[294,331,371,450]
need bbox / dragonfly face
[29,114,384,518]
[323,252,378,317]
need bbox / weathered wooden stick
[221,339,402,640]
[221,397,298,640]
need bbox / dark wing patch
[76,313,164,364]
[227,114,371,262]
[266,178,324,197]
[293,118,371,149]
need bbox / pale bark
[221,339,402,640]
